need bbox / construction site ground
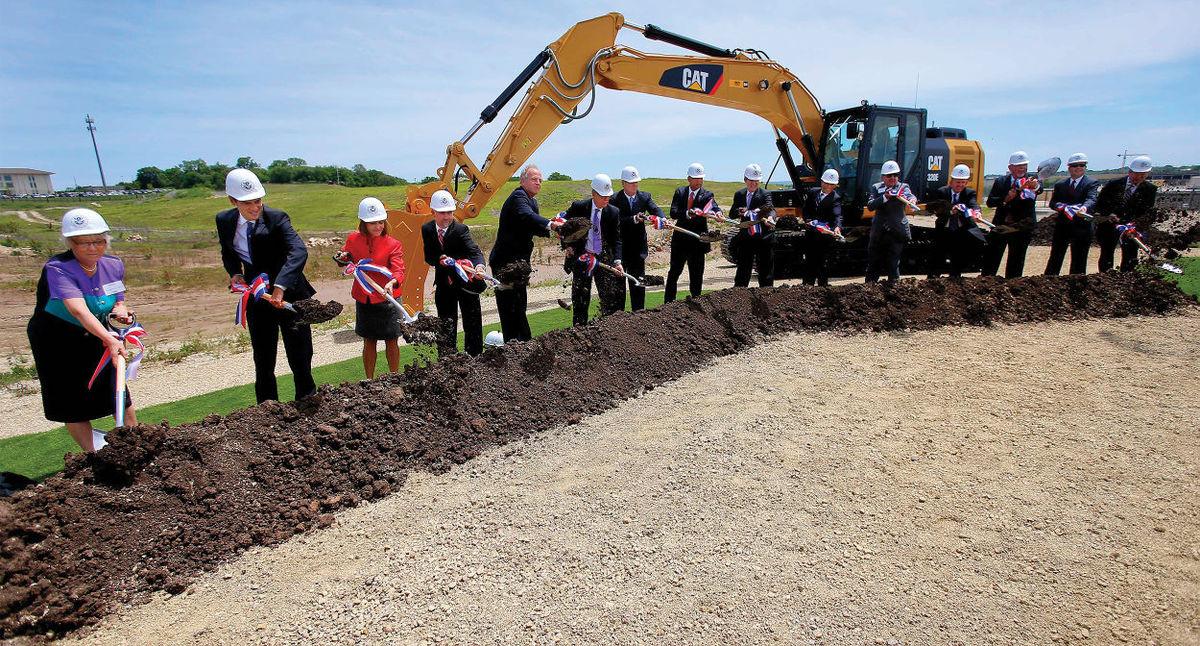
[64,310,1199,645]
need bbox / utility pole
[1117,149,1147,169]
[84,114,108,190]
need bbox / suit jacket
[801,187,843,231]
[1050,175,1101,230]
[1095,177,1157,223]
[560,198,623,264]
[930,185,979,232]
[986,173,1043,230]
[611,189,663,261]
[216,206,315,300]
[669,186,719,244]
[866,182,912,240]
[489,187,551,268]
[730,187,774,241]
[422,220,485,288]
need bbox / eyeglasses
[72,239,108,248]
[1068,163,1087,168]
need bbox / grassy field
[1,178,772,235]
[0,291,666,481]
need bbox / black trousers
[1045,221,1093,275]
[865,229,906,283]
[1096,221,1141,272]
[933,226,985,278]
[665,242,706,302]
[802,232,834,286]
[247,300,315,403]
[495,285,531,343]
[434,284,483,358]
[981,228,1033,278]
[927,224,949,279]
[571,267,624,326]
[733,235,774,288]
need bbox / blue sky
[2,0,1198,187]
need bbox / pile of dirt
[0,272,1188,639]
[287,298,344,326]
[1031,207,1200,251]
[493,260,532,287]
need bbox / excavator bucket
[385,182,443,315]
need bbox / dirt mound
[1031,207,1200,251]
[0,273,1188,639]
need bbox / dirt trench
[0,272,1189,640]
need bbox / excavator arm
[388,12,825,311]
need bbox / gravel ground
[67,311,1200,645]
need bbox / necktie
[247,219,257,262]
[589,208,602,254]
[687,191,695,211]
[1124,181,1136,200]
[438,227,445,246]
[1072,178,1079,190]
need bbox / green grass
[1160,255,1200,301]
[0,290,671,480]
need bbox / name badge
[102,280,126,296]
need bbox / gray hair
[520,164,541,180]
[62,233,114,249]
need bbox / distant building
[0,168,54,195]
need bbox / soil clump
[0,272,1188,639]
[287,298,344,326]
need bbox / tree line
[132,157,406,190]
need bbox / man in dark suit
[983,150,1043,278]
[216,169,316,404]
[1095,155,1158,272]
[927,164,984,279]
[730,163,776,288]
[488,164,561,343]
[1045,152,1101,275]
[801,168,844,286]
[864,160,912,283]
[561,174,624,326]
[422,189,485,357]
[665,162,720,302]
[612,165,663,311]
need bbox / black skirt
[355,300,402,340]
[27,311,133,423]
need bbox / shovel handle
[598,262,641,287]
[360,272,418,323]
[113,346,127,427]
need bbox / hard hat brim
[230,187,266,201]
[359,213,389,222]
[65,226,110,237]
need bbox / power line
[84,114,108,190]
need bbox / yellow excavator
[386,12,984,311]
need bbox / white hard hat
[744,163,763,181]
[484,330,505,347]
[591,173,614,197]
[358,197,388,222]
[881,160,901,176]
[61,208,109,237]
[820,168,840,185]
[950,164,971,180]
[1128,155,1152,173]
[1067,152,1089,166]
[225,168,265,201]
[429,190,457,213]
[620,166,640,183]
[1008,151,1030,166]
[686,162,705,178]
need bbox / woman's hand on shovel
[103,334,127,359]
[383,279,397,293]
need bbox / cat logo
[927,155,943,172]
[658,64,725,95]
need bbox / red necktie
[687,192,694,211]
[438,228,445,246]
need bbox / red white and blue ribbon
[232,273,270,328]
[1116,222,1145,241]
[745,208,762,236]
[886,183,917,204]
[343,258,394,293]
[1014,176,1037,200]
[648,214,670,230]
[440,256,474,284]
[551,213,566,228]
[809,220,835,235]
[952,203,983,221]
[87,322,147,427]
[1053,202,1091,221]
[577,252,598,277]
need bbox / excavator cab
[819,104,929,219]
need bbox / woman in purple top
[26,208,137,452]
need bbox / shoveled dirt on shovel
[0,272,1189,640]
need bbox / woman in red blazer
[338,197,406,378]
